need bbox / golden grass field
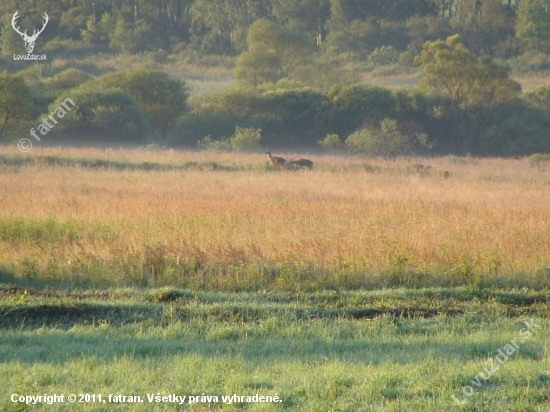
[1,146,550,291]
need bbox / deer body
[265,150,286,167]
[12,11,49,54]
[442,171,450,179]
[288,158,314,169]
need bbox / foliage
[93,69,189,136]
[42,68,92,92]
[0,72,32,140]
[415,35,521,153]
[171,112,257,147]
[524,86,550,112]
[197,135,232,152]
[479,100,550,156]
[368,45,400,67]
[49,88,149,142]
[318,133,342,151]
[517,0,550,53]
[345,118,411,159]
[235,19,312,87]
[0,0,544,66]
[230,126,262,152]
[110,19,160,54]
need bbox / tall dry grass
[1,146,549,290]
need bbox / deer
[441,171,450,179]
[265,150,286,167]
[11,11,49,54]
[288,158,314,170]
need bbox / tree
[235,19,312,87]
[273,0,330,47]
[50,88,150,142]
[517,0,550,53]
[190,0,274,54]
[452,0,516,57]
[94,69,189,136]
[415,35,521,153]
[235,47,280,88]
[0,72,32,140]
[524,86,550,113]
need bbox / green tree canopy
[415,35,521,153]
[93,69,189,136]
[49,88,149,142]
[235,18,312,87]
[517,0,550,53]
[0,72,32,140]
[345,118,411,160]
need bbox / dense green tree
[325,85,396,137]
[517,0,550,53]
[93,70,189,136]
[235,19,312,86]
[480,99,550,155]
[50,88,149,142]
[0,72,32,139]
[110,19,160,53]
[273,0,331,46]
[524,86,550,113]
[81,14,116,47]
[189,0,273,54]
[235,48,280,87]
[415,35,521,153]
[345,118,411,159]
[452,0,516,57]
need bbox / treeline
[1,1,550,156]
[3,36,550,156]
[1,0,549,68]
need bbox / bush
[93,69,189,136]
[230,126,262,152]
[49,89,150,142]
[527,153,550,167]
[345,118,411,159]
[198,135,232,152]
[318,134,343,151]
[368,46,399,67]
[524,86,550,112]
[507,52,550,73]
[43,68,92,91]
[326,85,397,138]
[170,112,261,147]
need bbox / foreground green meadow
[0,147,549,410]
[1,287,549,411]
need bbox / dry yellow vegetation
[1,146,549,290]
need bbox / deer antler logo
[11,11,49,54]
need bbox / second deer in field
[265,150,286,167]
[288,158,314,170]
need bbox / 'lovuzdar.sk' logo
[11,10,48,59]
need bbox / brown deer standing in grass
[265,150,286,167]
[442,171,450,179]
[288,158,314,170]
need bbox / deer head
[11,11,49,54]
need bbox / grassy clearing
[1,147,550,291]
[0,147,549,410]
[1,286,549,411]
